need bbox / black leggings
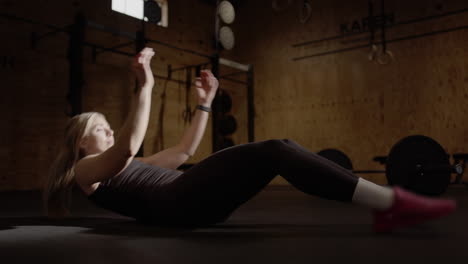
[149,139,359,226]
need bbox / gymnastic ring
[299,0,312,24]
[377,50,394,65]
[272,0,293,12]
[368,44,378,61]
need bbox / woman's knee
[263,138,296,146]
[256,138,297,153]
[280,138,297,145]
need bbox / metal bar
[341,36,373,45]
[154,74,186,85]
[373,156,387,165]
[292,7,468,48]
[385,24,468,45]
[293,43,369,61]
[220,76,248,85]
[95,41,135,55]
[0,13,215,65]
[292,24,468,61]
[84,42,134,56]
[171,62,211,73]
[171,65,191,73]
[35,27,70,41]
[0,12,67,32]
[219,58,250,71]
[147,38,212,59]
[85,19,136,40]
[220,71,247,78]
[293,32,358,48]
[397,7,468,26]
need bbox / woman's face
[80,115,114,156]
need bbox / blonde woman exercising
[44,47,456,232]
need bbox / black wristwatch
[196,105,212,112]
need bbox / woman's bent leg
[153,139,456,231]
[158,139,359,224]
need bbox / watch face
[219,26,235,50]
[218,0,235,24]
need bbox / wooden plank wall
[232,0,468,184]
[1,0,467,190]
[0,0,219,190]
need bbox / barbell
[317,135,464,196]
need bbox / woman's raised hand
[195,69,219,107]
[132,47,155,88]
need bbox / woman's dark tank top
[87,159,183,220]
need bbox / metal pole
[247,66,255,143]
[67,13,85,116]
[211,53,220,152]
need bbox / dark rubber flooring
[0,185,467,264]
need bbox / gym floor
[0,186,467,264]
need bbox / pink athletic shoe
[373,187,457,233]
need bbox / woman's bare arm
[75,48,155,186]
[141,70,218,169]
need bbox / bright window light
[112,0,144,20]
[111,0,125,14]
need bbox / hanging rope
[368,0,378,61]
[154,79,169,152]
[182,67,193,125]
[299,0,312,24]
[377,0,394,65]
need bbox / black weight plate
[219,137,235,150]
[386,135,450,196]
[144,1,162,23]
[212,90,232,114]
[317,148,353,170]
[219,114,237,135]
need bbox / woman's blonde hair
[43,112,104,217]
